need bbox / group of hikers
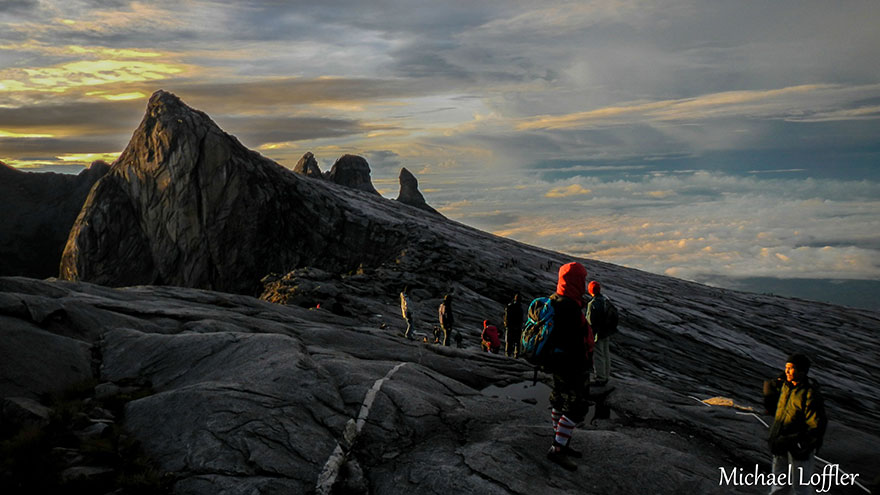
[399,262,829,491]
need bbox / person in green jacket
[767,353,828,495]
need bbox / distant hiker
[432,326,442,344]
[400,287,414,340]
[544,261,593,471]
[480,320,501,353]
[438,294,454,346]
[766,353,828,495]
[504,293,524,358]
[453,330,463,348]
[586,281,618,386]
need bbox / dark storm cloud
[168,77,449,109]
[363,150,402,171]
[0,0,37,14]
[216,116,367,146]
[0,100,144,135]
[0,136,125,155]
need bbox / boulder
[0,314,94,400]
[2,396,52,424]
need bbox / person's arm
[798,386,828,453]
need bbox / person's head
[588,281,601,297]
[513,293,521,303]
[403,286,409,294]
[556,262,588,301]
[443,294,452,303]
[483,319,489,329]
[784,353,811,384]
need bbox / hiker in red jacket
[480,320,501,353]
[545,261,593,471]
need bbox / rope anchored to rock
[315,362,408,495]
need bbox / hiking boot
[547,445,578,471]
[560,443,583,458]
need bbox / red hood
[556,262,587,306]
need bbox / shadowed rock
[293,151,323,178]
[395,167,441,215]
[1,276,878,494]
[0,161,109,278]
[325,154,379,195]
[59,91,412,294]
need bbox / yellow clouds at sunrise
[545,184,591,198]
[516,84,838,131]
[0,44,190,97]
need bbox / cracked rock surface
[1,276,877,494]
[59,91,415,295]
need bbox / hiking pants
[441,324,451,346]
[404,312,413,339]
[549,369,589,423]
[505,329,521,357]
[770,451,815,495]
[593,334,613,382]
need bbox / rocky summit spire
[395,167,441,216]
[326,154,379,195]
[293,152,323,178]
[58,90,420,294]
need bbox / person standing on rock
[438,294,454,346]
[767,353,827,495]
[504,293,524,357]
[545,262,593,471]
[400,287,414,340]
[586,281,617,386]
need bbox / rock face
[292,151,323,178]
[1,275,878,494]
[59,91,411,294]
[395,167,441,215]
[0,161,109,278]
[325,154,380,195]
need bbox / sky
[2,1,879,307]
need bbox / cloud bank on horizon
[1,0,879,285]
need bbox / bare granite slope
[1,276,877,494]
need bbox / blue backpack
[520,297,556,366]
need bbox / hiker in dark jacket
[504,293,524,357]
[438,294,454,346]
[545,261,593,471]
[586,281,617,386]
[481,320,501,353]
[767,353,827,495]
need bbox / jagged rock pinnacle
[293,152,324,178]
[396,167,441,216]
[326,154,380,195]
[58,90,410,293]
